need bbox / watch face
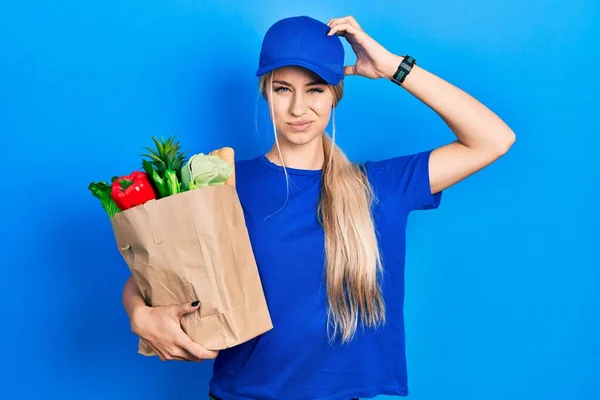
[392,56,415,85]
[394,69,407,81]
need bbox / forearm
[123,275,147,320]
[384,55,516,153]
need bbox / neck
[266,135,325,170]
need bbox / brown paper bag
[110,184,273,355]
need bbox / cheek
[310,97,333,122]
[268,97,290,122]
[267,93,333,130]
[273,101,289,119]
[312,96,333,110]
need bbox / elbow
[501,129,516,154]
[491,128,516,158]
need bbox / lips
[287,121,313,132]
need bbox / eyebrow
[272,79,326,87]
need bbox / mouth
[287,121,313,132]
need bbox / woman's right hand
[130,301,219,362]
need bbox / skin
[324,16,516,195]
[263,67,335,171]
[123,15,516,362]
[124,283,218,361]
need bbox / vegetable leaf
[88,181,120,218]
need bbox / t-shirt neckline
[259,155,323,176]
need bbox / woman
[123,15,515,400]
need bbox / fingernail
[191,301,200,307]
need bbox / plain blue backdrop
[1,0,598,399]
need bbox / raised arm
[327,16,516,195]
[389,57,515,194]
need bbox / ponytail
[259,72,386,343]
[320,133,386,343]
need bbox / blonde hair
[259,71,385,343]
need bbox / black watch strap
[391,55,416,86]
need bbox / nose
[289,91,308,117]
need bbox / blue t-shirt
[210,150,442,400]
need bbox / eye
[308,87,324,93]
[273,86,290,93]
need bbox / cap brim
[256,58,343,85]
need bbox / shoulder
[362,149,434,177]
[234,154,275,193]
[360,149,441,212]
[235,155,261,169]
[234,155,263,177]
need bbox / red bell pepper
[111,171,156,211]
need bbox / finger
[167,346,203,362]
[329,16,361,30]
[162,351,187,361]
[326,18,338,26]
[164,354,192,362]
[176,301,201,318]
[327,22,360,37]
[327,18,346,29]
[145,341,168,361]
[179,349,203,362]
[178,334,219,360]
[181,336,219,359]
[346,16,362,30]
[169,339,205,362]
[343,65,357,76]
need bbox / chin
[279,130,322,146]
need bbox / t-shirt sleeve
[364,149,442,212]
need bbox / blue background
[1,0,598,399]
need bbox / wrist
[381,54,405,80]
[389,54,417,87]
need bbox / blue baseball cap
[256,16,345,85]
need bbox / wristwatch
[391,55,416,86]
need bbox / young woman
[122,15,515,400]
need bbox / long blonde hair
[259,71,385,343]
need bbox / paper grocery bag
[110,184,273,355]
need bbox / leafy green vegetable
[88,181,121,218]
[181,154,232,190]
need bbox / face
[265,66,335,146]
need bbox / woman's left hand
[327,16,403,80]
